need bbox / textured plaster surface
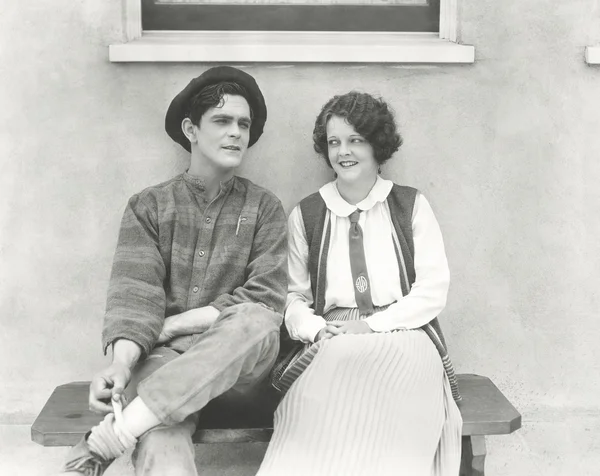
[2,0,600,474]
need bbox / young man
[62,66,287,475]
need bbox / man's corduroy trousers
[120,302,280,476]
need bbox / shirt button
[193,286,199,293]
[205,217,212,224]
[198,250,205,257]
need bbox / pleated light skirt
[258,308,463,476]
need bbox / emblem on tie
[349,209,374,315]
[355,275,368,293]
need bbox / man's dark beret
[165,66,267,152]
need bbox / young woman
[258,92,463,476]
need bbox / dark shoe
[61,434,112,475]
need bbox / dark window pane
[142,0,440,32]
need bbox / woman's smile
[327,115,378,183]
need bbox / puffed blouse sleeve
[284,206,328,343]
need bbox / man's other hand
[89,362,132,414]
[156,307,220,345]
[156,315,178,345]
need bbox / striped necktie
[349,210,374,316]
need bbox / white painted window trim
[109,0,474,63]
[585,46,600,64]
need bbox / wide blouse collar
[319,176,393,218]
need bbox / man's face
[193,94,252,173]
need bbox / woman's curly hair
[313,91,403,168]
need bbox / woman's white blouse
[285,177,450,343]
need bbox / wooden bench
[31,374,520,476]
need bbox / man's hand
[89,362,132,414]
[156,307,220,345]
[329,320,374,335]
[156,315,179,345]
[315,325,342,342]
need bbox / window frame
[141,0,440,32]
[110,0,474,63]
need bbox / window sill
[108,31,475,64]
[585,46,600,64]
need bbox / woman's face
[326,115,378,185]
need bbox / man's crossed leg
[63,303,280,476]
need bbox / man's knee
[218,302,282,335]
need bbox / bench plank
[31,374,521,447]
[457,374,521,436]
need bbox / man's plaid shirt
[101,172,288,357]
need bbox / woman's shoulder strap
[387,184,419,232]
[299,191,327,245]
[388,183,418,209]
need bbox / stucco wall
[2,0,600,474]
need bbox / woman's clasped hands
[315,320,374,341]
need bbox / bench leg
[459,435,487,476]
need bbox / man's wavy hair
[187,82,254,126]
[313,91,403,168]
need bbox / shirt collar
[319,176,393,217]
[183,171,235,197]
